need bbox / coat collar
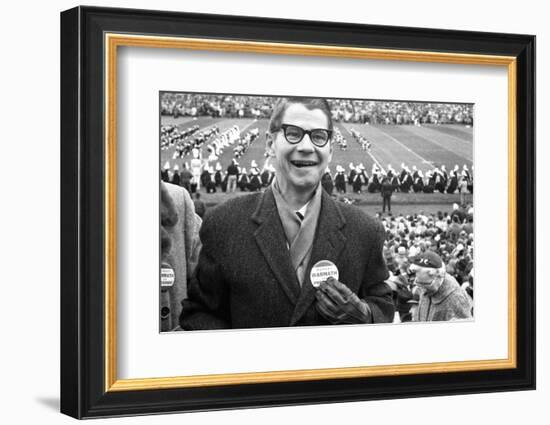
[251,187,347,325]
[252,188,302,304]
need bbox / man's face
[414,268,443,296]
[267,103,332,194]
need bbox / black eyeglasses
[279,124,332,147]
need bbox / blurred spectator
[409,251,473,321]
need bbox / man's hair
[268,97,333,134]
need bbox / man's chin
[290,179,319,192]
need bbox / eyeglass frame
[277,124,333,147]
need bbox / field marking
[422,126,472,144]
[160,116,199,127]
[370,126,433,166]
[199,119,229,133]
[410,127,473,162]
[342,125,386,173]
[238,120,257,135]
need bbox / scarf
[271,179,322,287]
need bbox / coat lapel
[252,188,301,304]
[289,191,347,326]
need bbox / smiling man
[180,97,394,329]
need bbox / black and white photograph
[54,3,536,420]
[159,93,475,332]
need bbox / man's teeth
[291,161,317,167]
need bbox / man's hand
[315,277,372,324]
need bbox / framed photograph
[60,6,535,419]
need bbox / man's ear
[265,132,275,157]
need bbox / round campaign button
[310,260,339,288]
[160,264,175,288]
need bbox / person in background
[381,176,394,214]
[321,167,334,195]
[161,161,171,182]
[160,181,201,331]
[238,167,249,191]
[410,251,473,322]
[171,164,181,186]
[179,162,192,193]
[334,165,347,193]
[226,159,239,193]
[193,192,206,218]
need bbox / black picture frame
[60,5,535,419]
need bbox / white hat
[173,164,179,171]
[251,160,257,168]
[215,162,222,171]
[163,161,170,170]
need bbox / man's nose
[296,133,315,152]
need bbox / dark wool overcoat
[180,187,394,330]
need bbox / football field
[161,116,473,175]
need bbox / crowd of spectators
[161,93,272,119]
[378,206,474,322]
[160,93,474,125]
[330,99,473,125]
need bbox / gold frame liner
[104,33,517,392]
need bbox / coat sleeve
[181,188,202,280]
[360,221,395,323]
[180,212,232,330]
[447,290,474,320]
[160,183,202,332]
